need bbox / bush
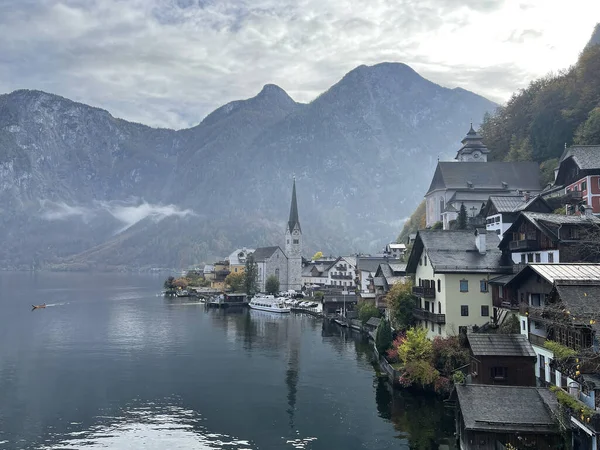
[375,319,393,354]
[357,301,380,325]
[265,275,280,295]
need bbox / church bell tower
[285,178,302,291]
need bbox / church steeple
[287,177,301,233]
[455,123,489,162]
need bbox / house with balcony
[325,256,357,289]
[499,211,600,264]
[481,194,552,237]
[554,145,600,214]
[210,260,231,290]
[355,257,402,296]
[367,262,407,309]
[405,229,512,338]
[455,384,562,450]
[301,258,337,288]
[465,333,537,386]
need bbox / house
[203,264,215,281]
[554,145,600,214]
[325,256,357,289]
[321,291,357,315]
[425,126,541,228]
[406,229,512,338]
[253,246,288,293]
[455,384,562,450]
[210,260,230,290]
[355,257,402,295]
[481,194,552,237]
[498,211,600,264]
[466,333,537,386]
[383,243,406,259]
[368,262,407,308]
[301,258,336,288]
[226,248,255,274]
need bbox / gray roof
[252,246,284,262]
[389,264,407,273]
[559,145,600,169]
[373,276,386,287]
[366,317,382,328]
[456,385,559,433]
[554,284,600,320]
[521,211,600,226]
[488,273,517,285]
[357,257,401,273]
[427,161,541,195]
[449,191,496,203]
[528,263,600,283]
[467,333,536,357]
[406,230,512,274]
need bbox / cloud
[40,198,196,232]
[1,0,599,128]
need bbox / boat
[31,303,46,310]
[249,295,291,313]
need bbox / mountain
[585,23,600,50]
[0,63,497,271]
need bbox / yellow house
[210,260,230,291]
[226,248,255,275]
[406,229,512,338]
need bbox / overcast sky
[0,0,598,129]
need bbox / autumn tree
[386,280,416,331]
[397,327,440,388]
[265,275,280,295]
[312,251,323,261]
[225,272,245,292]
[357,301,380,325]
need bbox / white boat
[249,295,291,313]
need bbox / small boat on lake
[31,303,46,311]
[249,295,291,313]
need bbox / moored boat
[249,295,291,313]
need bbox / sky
[0,0,599,129]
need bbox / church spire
[288,178,301,233]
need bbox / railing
[412,286,436,298]
[331,274,353,280]
[529,333,547,347]
[336,265,347,271]
[509,239,538,251]
[564,190,583,203]
[413,307,446,324]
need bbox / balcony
[331,274,353,280]
[336,265,347,271]
[413,307,446,324]
[509,239,538,251]
[412,286,436,298]
[529,333,547,347]
[564,190,583,204]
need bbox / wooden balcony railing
[412,286,436,299]
[529,333,547,347]
[413,308,445,324]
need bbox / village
[167,127,600,450]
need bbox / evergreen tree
[244,254,258,295]
[375,319,393,354]
[265,275,280,295]
[457,203,467,230]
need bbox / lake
[0,272,456,449]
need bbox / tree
[163,276,175,290]
[574,107,600,144]
[457,203,467,230]
[265,275,280,295]
[375,319,393,354]
[430,221,443,230]
[357,301,380,325]
[498,314,521,334]
[312,251,323,260]
[398,327,433,364]
[386,280,416,331]
[244,254,258,295]
[225,272,245,292]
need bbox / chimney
[475,228,487,255]
[523,191,530,202]
[584,205,594,217]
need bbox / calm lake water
[0,272,456,450]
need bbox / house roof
[388,243,406,250]
[449,191,497,203]
[357,257,401,273]
[406,230,512,274]
[389,264,407,273]
[559,145,600,168]
[366,317,382,328]
[252,246,284,262]
[426,161,541,195]
[483,195,552,217]
[488,273,517,286]
[467,333,536,358]
[553,284,600,321]
[373,276,386,287]
[226,248,256,265]
[456,385,559,433]
[527,263,600,283]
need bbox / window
[522,320,527,332]
[480,280,488,293]
[496,229,501,235]
[437,279,441,292]
[419,258,422,266]
[293,239,299,244]
[460,280,468,292]
[287,239,290,244]
[431,321,434,332]
[535,253,541,263]
[438,325,442,335]
[527,253,534,263]
[481,305,489,317]
[424,255,428,265]
[490,367,507,380]
[548,252,554,263]
[461,305,469,316]
[582,181,587,191]
[425,301,430,311]
[438,302,441,314]
[234,268,238,273]
[520,254,526,263]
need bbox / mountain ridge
[0,62,497,270]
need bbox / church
[425,126,542,229]
[253,179,303,292]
